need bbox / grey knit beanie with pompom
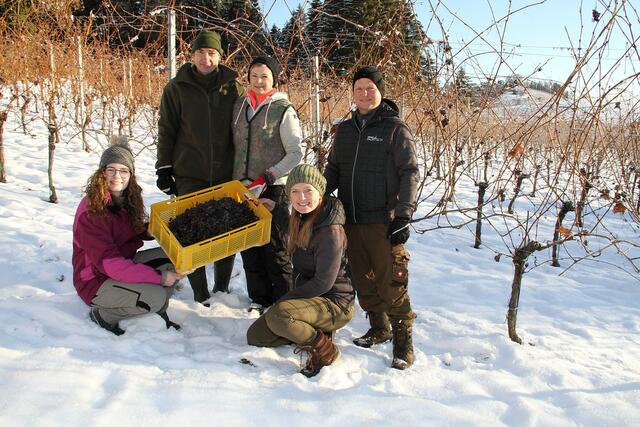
[99,135,135,172]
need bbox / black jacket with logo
[324,99,420,224]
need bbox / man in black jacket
[155,30,244,304]
[324,66,420,369]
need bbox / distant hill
[490,85,573,117]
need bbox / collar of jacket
[105,192,125,213]
[313,197,346,230]
[106,202,121,214]
[248,88,277,110]
[233,92,291,128]
[350,98,400,127]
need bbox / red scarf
[248,89,277,110]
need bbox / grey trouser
[246,297,355,347]
[344,223,416,321]
[91,247,174,324]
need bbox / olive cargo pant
[344,223,416,321]
[247,297,355,346]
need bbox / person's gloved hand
[156,167,177,196]
[388,217,411,245]
[246,171,274,198]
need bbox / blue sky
[260,0,638,92]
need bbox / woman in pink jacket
[72,138,183,335]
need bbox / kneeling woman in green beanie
[246,164,355,377]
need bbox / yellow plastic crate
[149,180,272,274]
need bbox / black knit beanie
[249,56,281,86]
[286,164,327,196]
[99,136,135,172]
[191,30,223,55]
[352,66,385,95]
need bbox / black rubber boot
[212,255,235,293]
[90,307,125,336]
[158,312,181,330]
[188,266,210,303]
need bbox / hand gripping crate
[149,180,272,274]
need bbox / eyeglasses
[105,167,131,177]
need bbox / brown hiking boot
[294,329,340,377]
[391,319,414,370]
[353,312,392,348]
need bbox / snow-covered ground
[0,102,639,427]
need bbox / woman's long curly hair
[84,167,148,233]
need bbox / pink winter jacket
[72,196,162,305]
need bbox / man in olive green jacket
[156,30,245,304]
